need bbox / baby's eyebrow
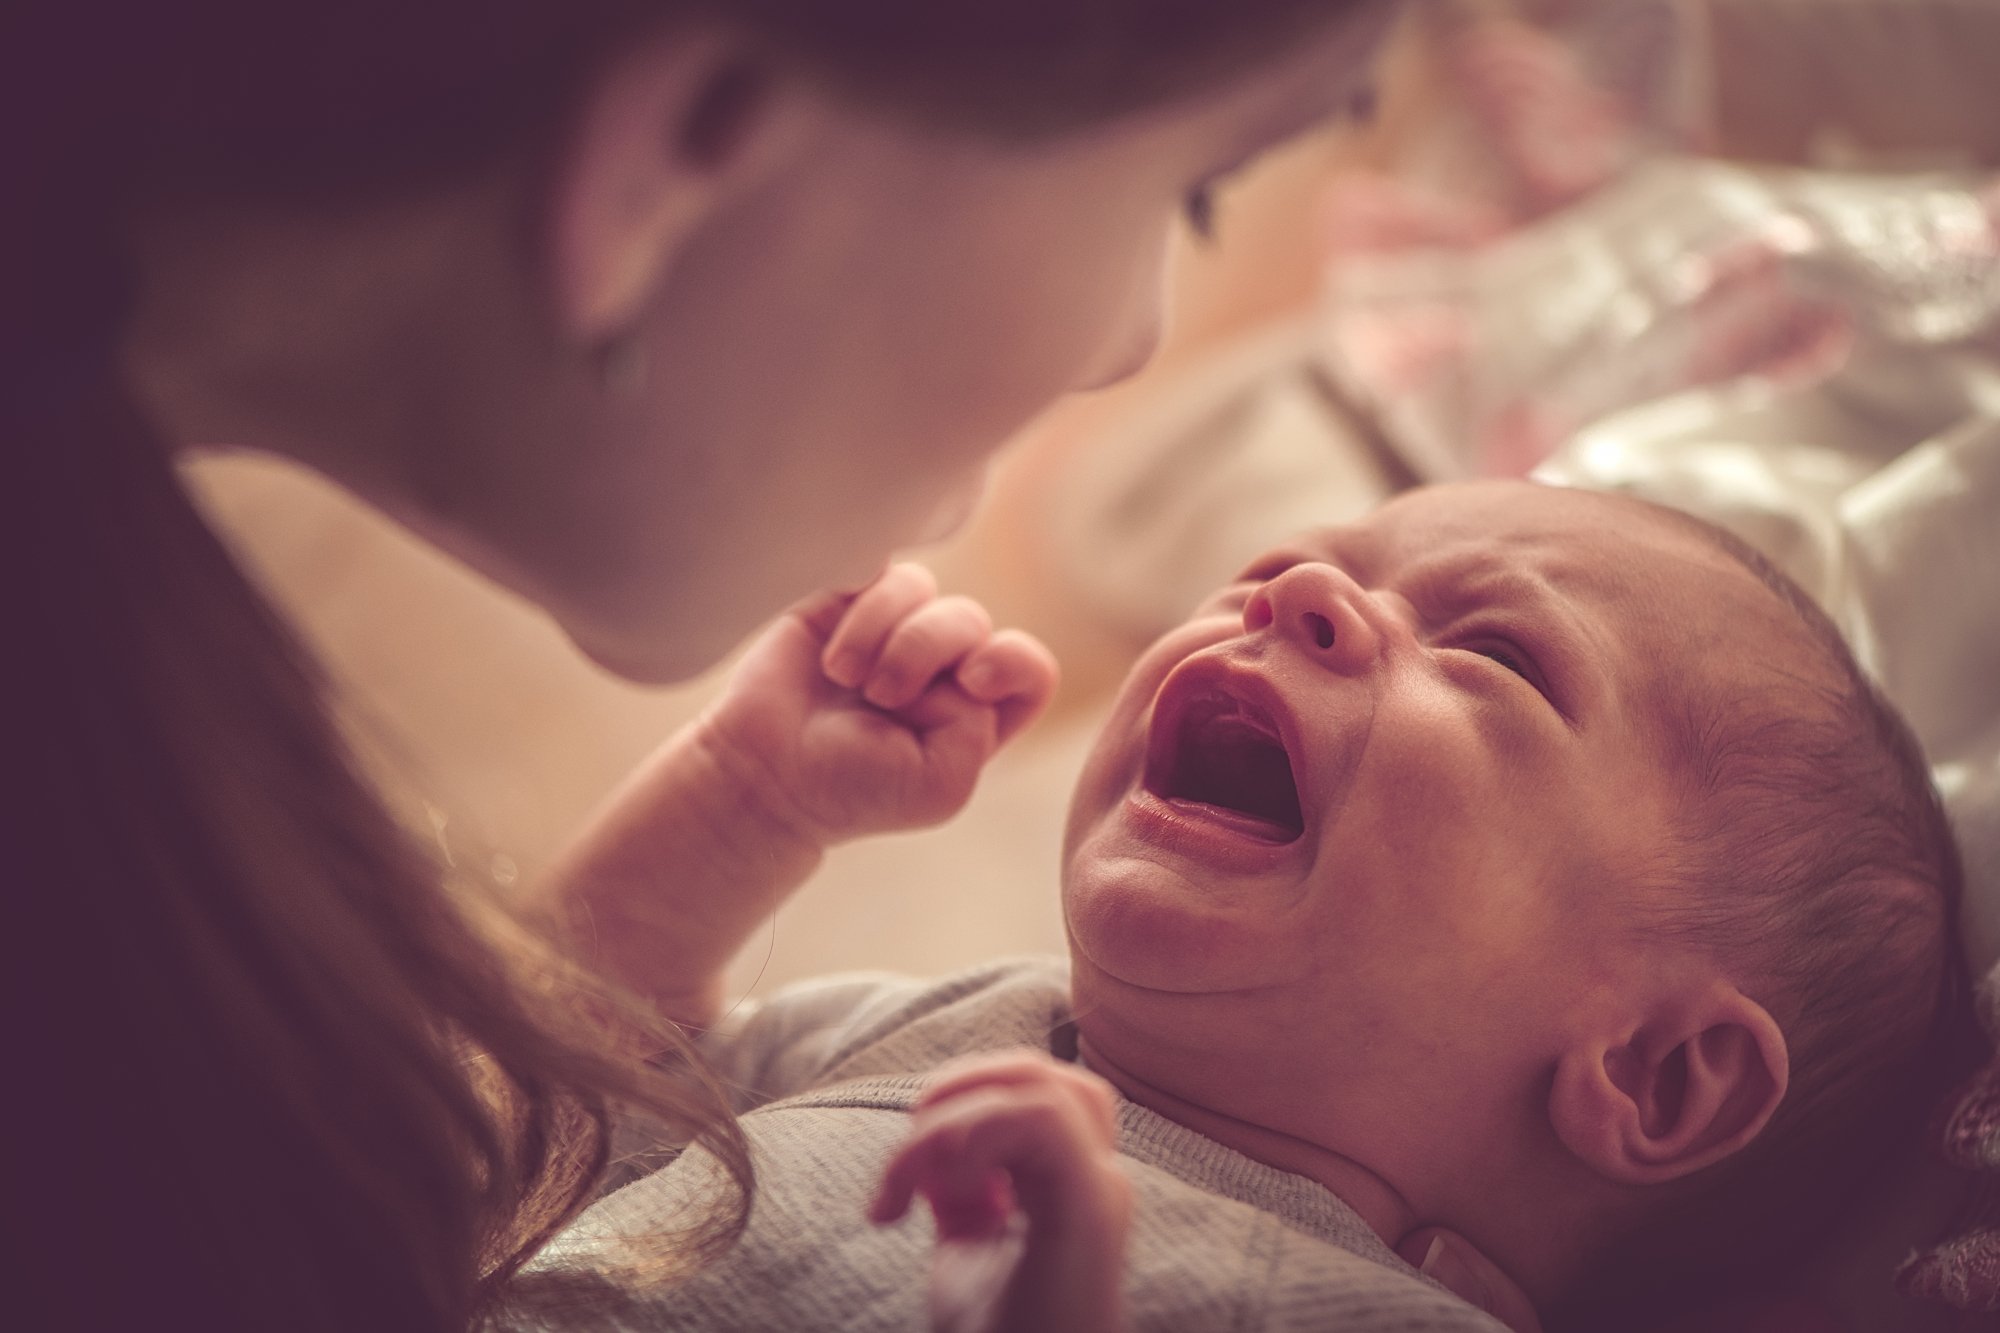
[1412,556,1601,721]
[1421,560,1575,634]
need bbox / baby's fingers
[955,632,1059,745]
[869,1114,1012,1239]
[863,596,994,710]
[917,1051,1118,1143]
[870,1084,1119,1237]
[822,563,938,689]
[876,1054,1132,1333]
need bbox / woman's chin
[563,617,739,687]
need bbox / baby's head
[1555,508,1967,1325]
[1060,480,1963,1324]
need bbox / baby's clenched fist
[697,563,1059,848]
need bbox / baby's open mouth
[1146,692,1305,843]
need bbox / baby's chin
[1062,846,1304,998]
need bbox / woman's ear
[546,28,809,340]
[1549,984,1789,1186]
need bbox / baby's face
[1062,481,1805,1142]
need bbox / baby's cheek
[1367,750,1491,872]
[1066,678,1168,812]
[1062,740,1137,858]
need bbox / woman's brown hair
[4,2,1365,1329]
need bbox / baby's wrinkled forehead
[1255,484,1751,605]
[1243,481,1833,706]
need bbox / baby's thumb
[1398,1228,1544,1333]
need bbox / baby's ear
[1548,984,1788,1186]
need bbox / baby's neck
[1076,1032,1418,1250]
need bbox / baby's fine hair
[1557,501,1973,1329]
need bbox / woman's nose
[1241,564,1387,674]
[1073,298,1165,392]
[1071,251,1169,393]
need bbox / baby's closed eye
[1440,633,1555,708]
[1463,640,1532,679]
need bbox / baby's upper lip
[1142,655,1314,841]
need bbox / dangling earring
[597,333,649,399]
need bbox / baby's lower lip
[1160,798,1298,843]
[1120,789,1304,873]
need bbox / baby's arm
[871,1053,1132,1333]
[541,564,1057,1029]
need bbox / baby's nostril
[1303,612,1335,650]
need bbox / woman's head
[95,1,1393,680]
[6,4,1397,1331]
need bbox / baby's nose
[1242,564,1385,674]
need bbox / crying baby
[513,481,1964,1333]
